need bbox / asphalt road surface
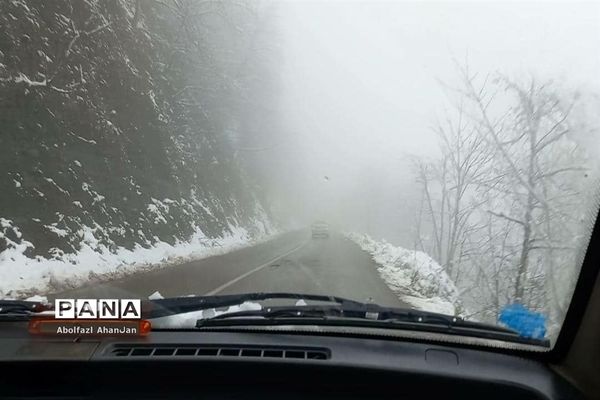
[48,231,406,308]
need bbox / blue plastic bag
[498,304,546,339]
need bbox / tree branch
[486,210,525,226]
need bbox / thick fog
[2,0,600,330]
[247,0,600,246]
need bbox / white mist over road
[260,0,600,246]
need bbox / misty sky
[259,1,600,244]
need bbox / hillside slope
[0,0,275,297]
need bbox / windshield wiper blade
[145,292,366,318]
[195,303,503,331]
[193,302,549,347]
[0,300,49,320]
[148,291,493,332]
[147,292,548,347]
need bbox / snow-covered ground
[345,232,461,316]
[0,220,278,299]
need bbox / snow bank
[0,220,277,299]
[345,232,461,315]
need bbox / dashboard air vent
[108,345,330,360]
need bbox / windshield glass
[1,0,599,348]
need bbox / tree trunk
[514,97,539,303]
[514,196,533,302]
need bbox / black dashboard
[0,321,583,399]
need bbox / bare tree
[413,100,490,281]
[413,63,592,328]
[457,67,585,304]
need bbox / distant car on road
[311,221,329,238]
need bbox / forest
[410,63,599,333]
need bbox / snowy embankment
[0,219,277,299]
[345,232,461,316]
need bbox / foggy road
[48,231,407,308]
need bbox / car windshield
[1,0,599,349]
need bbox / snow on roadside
[345,232,461,316]
[0,220,278,299]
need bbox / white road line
[203,240,308,296]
